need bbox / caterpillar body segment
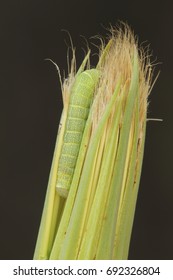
[56,69,100,197]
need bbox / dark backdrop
[0,0,172,260]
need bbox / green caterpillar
[56,69,99,197]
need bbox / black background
[0,0,172,260]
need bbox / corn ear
[34,24,154,260]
